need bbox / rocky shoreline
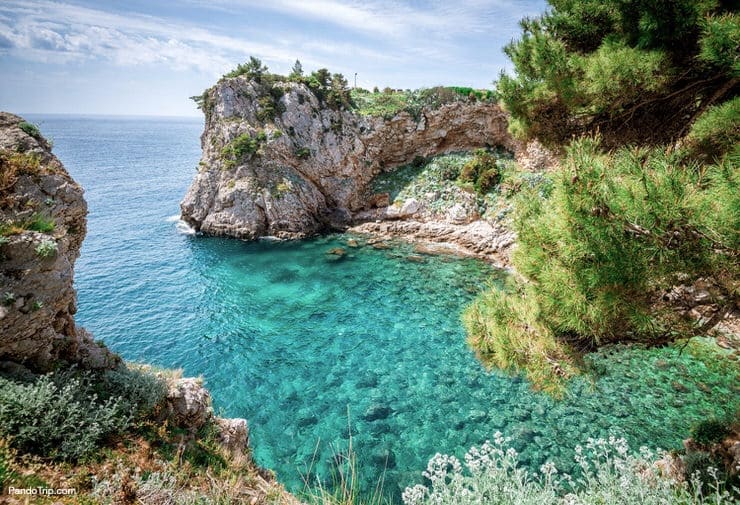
[349,219,515,266]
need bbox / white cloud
[0,0,394,76]
[203,0,527,40]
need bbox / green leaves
[685,97,740,160]
[224,56,268,81]
[699,13,740,75]
[497,0,737,145]
[467,138,738,392]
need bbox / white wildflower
[402,484,428,505]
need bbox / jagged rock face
[0,112,119,371]
[181,79,517,239]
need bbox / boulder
[214,416,249,456]
[164,378,212,431]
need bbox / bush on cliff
[0,150,41,201]
[0,365,167,461]
[224,56,269,82]
[458,149,502,194]
[465,137,739,393]
[350,86,495,119]
[221,132,266,168]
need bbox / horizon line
[15,112,203,120]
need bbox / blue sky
[0,0,547,117]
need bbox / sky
[0,0,547,117]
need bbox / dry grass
[0,150,42,200]
[0,419,298,505]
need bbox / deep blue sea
[25,114,738,501]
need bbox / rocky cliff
[181,78,524,255]
[0,112,118,371]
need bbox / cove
[30,115,738,501]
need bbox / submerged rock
[370,446,397,469]
[363,403,393,421]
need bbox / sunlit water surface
[27,115,738,500]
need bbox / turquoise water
[25,115,738,500]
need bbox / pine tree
[289,59,303,80]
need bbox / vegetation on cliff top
[350,86,494,119]
[0,365,166,461]
[191,56,495,122]
[466,0,739,396]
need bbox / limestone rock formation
[0,112,119,371]
[164,377,213,431]
[181,78,519,245]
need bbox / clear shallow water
[25,115,739,501]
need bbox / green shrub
[350,86,489,119]
[223,56,268,81]
[699,14,740,75]
[496,1,737,145]
[0,366,167,461]
[295,147,311,159]
[458,149,501,194]
[256,96,277,122]
[448,86,495,101]
[289,59,304,80]
[464,286,577,396]
[18,121,41,139]
[0,213,55,237]
[403,435,735,505]
[691,419,731,446]
[26,213,55,233]
[190,90,215,121]
[2,292,15,306]
[580,40,671,114]
[96,365,168,419]
[221,133,261,169]
[35,238,57,258]
[0,150,42,198]
[0,372,129,461]
[685,97,740,160]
